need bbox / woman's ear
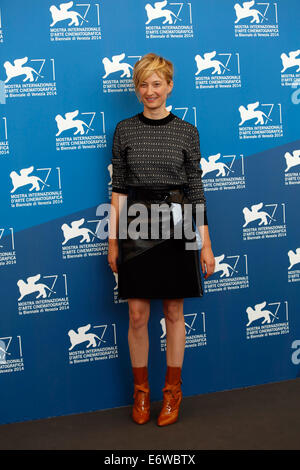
[167,81,173,99]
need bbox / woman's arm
[184,126,215,278]
[198,224,215,279]
[198,224,211,249]
[108,191,127,273]
[108,123,128,272]
[109,191,127,241]
[109,122,128,239]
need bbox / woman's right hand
[108,239,119,273]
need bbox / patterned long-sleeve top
[111,111,208,225]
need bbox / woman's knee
[163,299,184,324]
[128,299,150,330]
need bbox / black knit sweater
[111,111,208,225]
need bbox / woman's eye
[140,82,161,88]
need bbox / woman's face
[138,72,173,112]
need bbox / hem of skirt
[117,292,204,300]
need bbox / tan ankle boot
[157,366,182,426]
[132,366,150,425]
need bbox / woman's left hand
[200,245,215,279]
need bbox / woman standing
[108,53,215,426]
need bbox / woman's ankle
[132,366,148,385]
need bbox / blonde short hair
[132,53,174,93]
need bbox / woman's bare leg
[162,298,185,367]
[128,298,151,367]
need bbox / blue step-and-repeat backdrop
[0,0,299,424]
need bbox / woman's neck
[142,107,170,120]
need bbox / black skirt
[116,186,204,300]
